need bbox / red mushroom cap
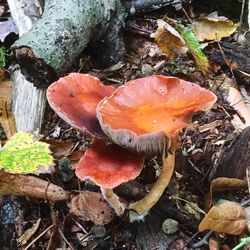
[46,73,115,137]
[97,75,217,154]
[75,140,144,189]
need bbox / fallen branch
[0,170,69,201]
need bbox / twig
[236,0,246,41]
[73,218,88,234]
[90,236,111,250]
[182,7,193,24]
[24,224,54,250]
[58,228,76,250]
[216,40,238,89]
[191,230,213,248]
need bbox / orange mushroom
[75,140,144,215]
[46,73,143,216]
[96,75,217,221]
[97,75,217,154]
[47,73,115,138]
[47,73,217,221]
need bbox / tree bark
[12,0,125,87]
[209,127,250,180]
[8,0,125,132]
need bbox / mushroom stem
[129,152,175,222]
[100,187,126,216]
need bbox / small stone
[162,218,179,235]
[141,64,154,76]
[90,225,106,238]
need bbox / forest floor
[0,0,250,249]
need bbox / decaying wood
[7,0,45,132]
[122,0,190,13]
[12,0,125,85]
[210,126,250,180]
[0,170,69,201]
[7,0,44,36]
[208,42,250,75]
[8,0,125,132]
[10,66,46,132]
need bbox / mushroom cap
[46,73,115,138]
[75,140,144,189]
[97,75,217,154]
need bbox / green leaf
[0,132,53,174]
[178,25,209,73]
[0,47,6,68]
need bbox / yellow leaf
[199,201,247,235]
[192,12,239,41]
[154,20,188,59]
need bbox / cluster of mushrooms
[47,73,217,222]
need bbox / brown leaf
[209,237,220,250]
[192,12,238,41]
[0,79,16,139]
[154,20,188,60]
[0,6,4,18]
[42,139,75,160]
[244,206,250,232]
[69,192,115,225]
[17,218,41,246]
[205,177,247,211]
[199,201,247,235]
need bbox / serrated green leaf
[178,25,209,73]
[0,132,53,174]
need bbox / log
[8,0,190,133]
[209,127,250,180]
[8,0,125,132]
[122,0,189,13]
[208,42,250,75]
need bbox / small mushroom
[96,75,217,221]
[75,140,144,215]
[47,73,115,138]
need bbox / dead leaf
[205,177,247,211]
[0,6,4,18]
[0,79,16,139]
[199,200,247,235]
[68,150,84,162]
[227,87,250,130]
[17,218,41,246]
[244,206,250,232]
[69,192,115,225]
[42,139,75,160]
[209,237,220,250]
[192,12,238,41]
[154,20,188,59]
[198,120,223,133]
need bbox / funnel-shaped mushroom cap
[97,75,217,154]
[47,73,115,137]
[75,140,144,189]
